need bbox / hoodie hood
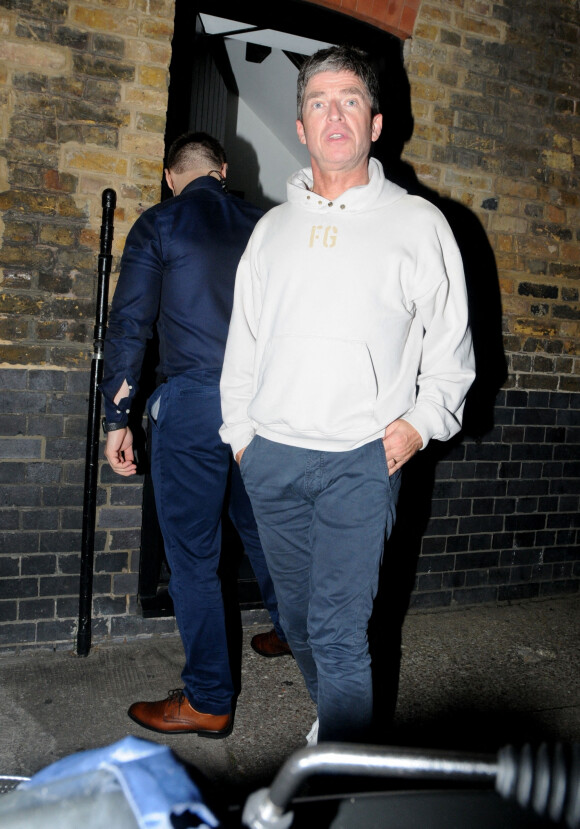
[287,157,407,214]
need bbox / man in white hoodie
[220,46,475,743]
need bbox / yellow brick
[559,324,577,342]
[413,163,443,187]
[503,296,531,315]
[448,131,494,151]
[72,7,138,35]
[453,190,475,209]
[468,1,493,16]
[490,214,529,235]
[100,0,131,8]
[112,228,127,249]
[495,177,537,199]
[545,204,566,224]
[444,170,492,191]
[140,18,174,40]
[0,156,8,191]
[120,132,164,158]
[411,101,432,121]
[455,13,502,38]
[0,40,66,70]
[135,0,174,18]
[412,121,445,143]
[499,276,515,294]
[553,134,570,152]
[513,318,559,337]
[120,181,160,203]
[138,184,160,203]
[139,65,169,90]
[560,242,580,263]
[132,157,164,180]
[125,38,172,66]
[40,225,77,246]
[408,59,435,79]
[78,174,120,197]
[123,204,149,227]
[420,4,453,24]
[124,87,168,111]
[513,236,556,258]
[79,228,99,249]
[57,195,89,219]
[496,234,514,252]
[556,190,579,208]
[135,112,166,134]
[495,252,524,271]
[118,182,143,201]
[414,22,439,41]
[404,137,431,160]
[0,190,63,215]
[433,107,454,126]
[491,196,517,216]
[411,80,446,103]
[541,150,573,172]
[50,349,92,368]
[64,148,128,176]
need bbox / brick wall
[305,0,419,39]
[0,0,578,652]
[402,390,580,610]
[393,0,579,607]
[0,363,179,649]
[402,0,579,386]
[0,0,177,651]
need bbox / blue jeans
[240,436,401,742]
[148,371,282,715]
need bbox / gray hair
[297,45,380,120]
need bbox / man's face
[296,70,382,178]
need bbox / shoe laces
[167,688,186,708]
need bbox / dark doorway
[137,0,407,618]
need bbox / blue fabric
[240,436,401,743]
[148,372,282,714]
[19,736,219,829]
[99,177,281,714]
[100,176,263,424]
[229,457,285,642]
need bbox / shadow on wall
[369,52,508,738]
[226,134,281,213]
[126,138,278,628]
[373,48,508,440]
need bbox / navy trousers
[241,436,401,742]
[147,370,282,715]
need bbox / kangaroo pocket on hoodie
[249,334,380,439]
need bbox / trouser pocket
[147,384,164,426]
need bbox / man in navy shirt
[101,133,288,738]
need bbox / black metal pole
[77,188,116,657]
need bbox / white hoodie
[220,158,475,457]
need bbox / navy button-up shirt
[100,176,263,423]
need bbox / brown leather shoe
[128,689,232,738]
[251,628,293,658]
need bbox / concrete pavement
[0,596,578,808]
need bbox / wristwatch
[101,417,127,435]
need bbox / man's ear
[371,113,383,143]
[164,168,175,193]
[220,162,228,179]
[296,119,307,145]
